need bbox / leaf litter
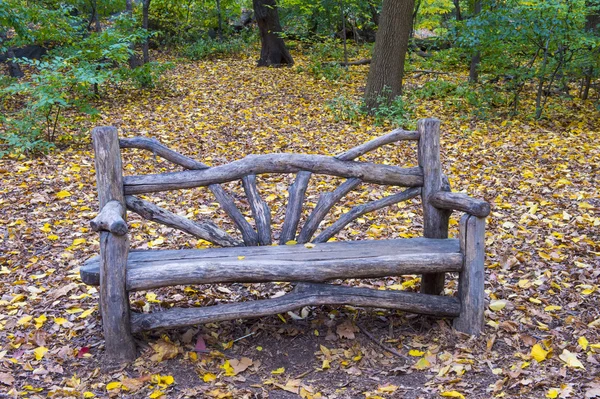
[0,51,599,398]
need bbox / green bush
[181,34,255,60]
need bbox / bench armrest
[90,200,128,236]
[430,191,490,218]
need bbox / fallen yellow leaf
[440,391,465,398]
[531,344,548,362]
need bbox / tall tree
[364,0,415,110]
[468,0,481,83]
[582,1,599,99]
[253,0,293,67]
[142,0,151,64]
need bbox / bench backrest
[92,118,448,248]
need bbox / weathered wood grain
[124,251,462,291]
[92,126,136,364]
[81,238,462,285]
[119,137,208,170]
[90,200,128,236]
[418,118,450,295]
[125,195,240,247]
[279,171,311,244]
[430,191,490,218]
[123,154,424,194]
[453,215,486,335]
[297,178,361,244]
[242,174,272,245]
[336,128,419,160]
[313,187,421,243]
[131,282,460,332]
[209,185,259,246]
[119,136,256,245]
[298,129,417,244]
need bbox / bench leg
[99,232,136,363]
[453,214,485,335]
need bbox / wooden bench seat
[83,118,490,363]
[80,238,462,290]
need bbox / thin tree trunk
[216,0,223,42]
[468,0,481,83]
[364,0,415,110]
[253,0,293,67]
[582,2,599,100]
[89,0,101,32]
[340,0,348,66]
[6,48,24,78]
[535,40,550,119]
[142,0,151,64]
[453,0,462,21]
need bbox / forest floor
[0,50,599,399]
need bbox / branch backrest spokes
[99,125,432,247]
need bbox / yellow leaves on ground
[148,236,165,248]
[558,350,585,369]
[578,337,589,351]
[34,314,46,329]
[271,367,285,375]
[17,315,33,326]
[203,373,217,382]
[150,339,179,362]
[531,344,549,362]
[106,381,121,391]
[220,360,235,377]
[56,190,71,199]
[33,346,48,361]
[440,391,465,399]
[489,300,507,311]
[409,349,425,357]
[146,292,161,303]
[413,357,431,370]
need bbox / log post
[453,214,485,335]
[418,118,450,295]
[92,126,137,364]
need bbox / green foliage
[326,87,414,129]
[181,33,256,60]
[0,5,172,156]
[456,0,600,118]
[326,94,361,122]
[370,87,413,127]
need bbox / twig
[232,332,255,343]
[356,323,409,362]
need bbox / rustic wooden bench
[80,118,490,363]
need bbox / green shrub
[181,34,255,60]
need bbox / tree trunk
[364,0,415,111]
[468,0,481,83]
[253,0,294,67]
[89,0,102,32]
[142,0,151,64]
[453,0,462,21]
[582,2,599,100]
[216,0,223,42]
[126,0,133,12]
[6,48,24,78]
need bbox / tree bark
[6,48,24,78]
[468,0,481,83]
[142,0,151,64]
[582,2,599,100]
[253,0,294,67]
[364,0,415,110]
